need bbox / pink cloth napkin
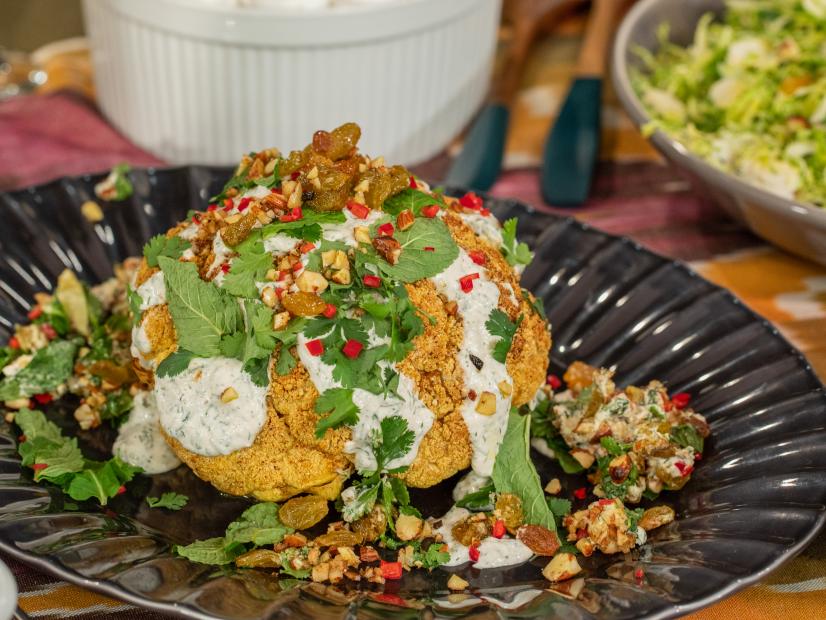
[0,92,165,192]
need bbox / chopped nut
[280,533,308,548]
[354,178,370,194]
[272,311,291,330]
[307,166,319,180]
[256,210,272,225]
[395,514,423,541]
[281,180,297,197]
[475,391,496,415]
[372,236,402,265]
[265,268,278,281]
[296,270,329,294]
[445,301,458,316]
[396,209,415,231]
[312,562,330,583]
[545,478,562,495]
[74,403,101,429]
[353,226,371,244]
[608,453,633,483]
[370,156,385,169]
[498,381,512,397]
[81,200,104,223]
[4,412,15,423]
[261,287,278,308]
[542,552,582,583]
[359,546,380,562]
[570,449,595,469]
[287,186,303,210]
[307,547,321,565]
[447,574,469,591]
[638,505,676,531]
[225,213,242,224]
[337,546,360,566]
[221,387,239,403]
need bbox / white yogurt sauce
[178,223,199,240]
[130,322,156,370]
[113,391,181,474]
[431,249,511,477]
[457,212,503,247]
[529,437,557,460]
[207,231,233,277]
[136,271,166,310]
[154,357,268,456]
[296,327,433,472]
[263,233,299,254]
[452,471,491,502]
[320,208,384,248]
[435,507,533,569]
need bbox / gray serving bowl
[612,0,826,267]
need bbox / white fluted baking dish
[82,0,501,166]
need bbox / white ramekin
[82,0,502,166]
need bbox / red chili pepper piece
[271,187,282,195]
[27,306,43,320]
[671,392,691,409]
[342,339,364,359]
[421,205,440,218]
[479,208,491,217]
[674,461,694,476]
[32,463,48,471]
[290,171,301,180]
[492,519,506,539]
[663,400,674,412]
[377,222,395,237]
[423,246,435,252]
[468,250,487,266]
[380,560,403,580]
[18,435,26,443]
[459,273,480,293]
[300,242,315,254]
[322,304,337,319]
[33,393,53,405]
[573,487,587,500]
[408,176,418,189]
[635,567,645,583]
[459,192,483,210]
[468,543,481,562]
[192,214,201,224]
[117,485,127,495]
[694,452,702,461]
[363,275,382,288]
[347,200,371,219]
[41,324,57,340]
[547,374,562,389]
[207,204,218,212]
[237,197,252,212]
[223,198,234,211]
[292,261,303,272]
[598,498,615,506]
[279,213,297,223]
[575,527,588,540]
[8,337,19,349]
[305,339,324,356]
[220,263,230,274]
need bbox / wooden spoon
[444,0,585,192]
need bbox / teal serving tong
[541,0,623,206]
[444,0,582,191]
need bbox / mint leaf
[373,217,459,282]
[382,189,442,216]
[670,424,704,453]
[455,483,495,510]
[143,235,191,268]
[147,492,188,511]
[314,388,359,438]
[0,339,78,401]
[485,309,523,364]
[158,257,243,357]
[157,350,196,377]
[260,211,346,242]
[127,285,143,327]
[174,537,242,566]
[374,416,415,472]
[66,457,141,504]
[492,410,556,531]
[222,251,273,299]
[501,218,533,267]
[224,502,292,547]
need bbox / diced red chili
[192,214,201,224]
[237,197,252,212]
[468,543,480,562]
[547,374,562,389]
[41,324,57,340]
[694,452,702,461]
[27,306,43,320]
[408,176,418,189]
[300,242,315,254]
[671,392,691,409]
[635,567,645,583]
[363,275,382,288]
[221,264,230,274]
[207,204,218,212]
[480,208,491,217]
[421,205,440,218]
[323,304,337,319]
[290,171,300,180]
[377,222,395,237]
[674,461,693,476]
[117,485,127,495]
[32,463,48,471]
[8,337,19,349]
[342,339,364,359]
[33,393,53,405]
[305,339,324,356]
[492,519,506,539]
[423,246,435,252]
[459,192,483,210]
[468,250,487,266]
[380,560,403,580]
[292,262,303,272]
[576,527,588,540]
[271,187,282,195]
[573,487,587,500]
[598,498,615,506]
[459,273,480,293]
[347,200,371,219]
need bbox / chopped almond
[570,449,595,469]
[542,553,582,583]
[475,391,497,415]
[447,574,469,591]
[545,478,562,495]
[221,387,239,403]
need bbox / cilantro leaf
[492,410,556,531]
[99,390,133,421]
[529,398,586,474]
[372,217,459,282]
[314,388,359,438]
[174,537,242,566]
[670,424,705,453]
[546,496,572,528]
[342,481,380,523]
[501,218,534,267]
[157,350,196,378]
[626,507,645,532]
[158,257,243,357]
[127,285,143,327]
[374,416,415,472]
[485,309,523,364]
[0,339,78,401]
[147,492,189,510]
[242,356,270,387]
[412,543,451,569]
[382,189,443,216]
[224,502,293,547]
[222,251,273,299]
[260,211,346,242]
[143,235,191,268]
[455,483,495,510]
[600,436,632,457]
[522,288,547,320]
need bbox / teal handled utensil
[445,0,582,191]
[541,0,623,206]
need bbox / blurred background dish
[81,0,501,166]
[612,0,826,268]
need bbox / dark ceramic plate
[1,167,825,620]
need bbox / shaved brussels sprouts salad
[632,0,826,207]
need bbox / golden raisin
[451,514,491,547]
[352,505,387,542]
[221,212,258,247]
[495,493,524,534]
[564,361,598,393]
[235,548,282,568]
[314,529,362,548]
[281,292,327,317]
[279,495,329,530]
